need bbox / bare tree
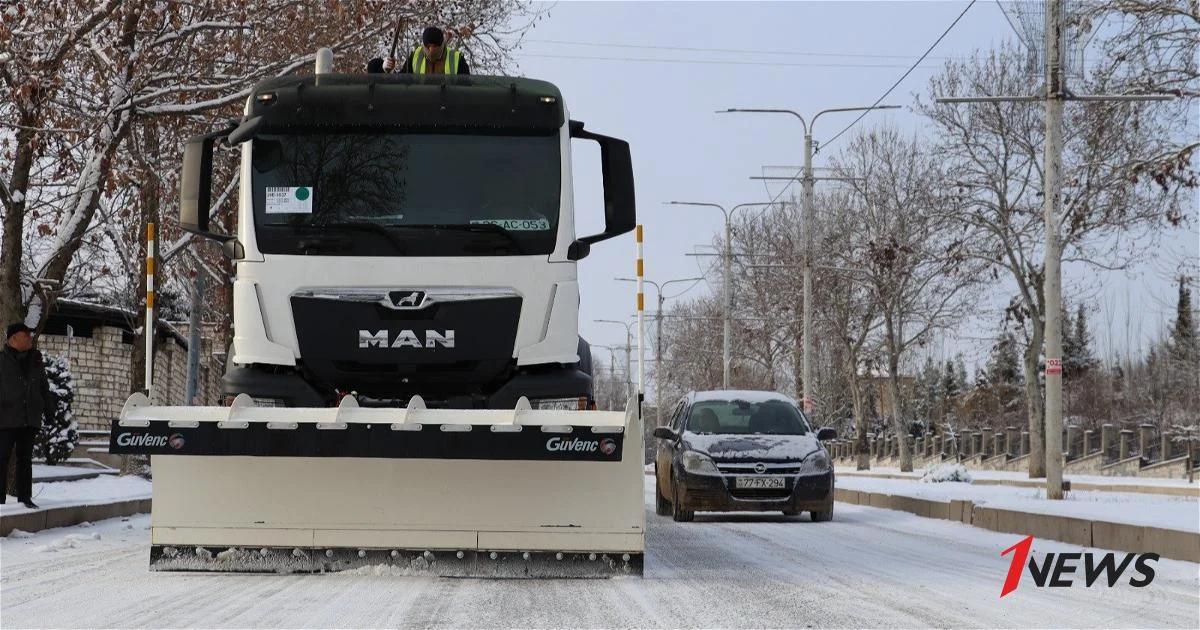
[1,0,540,331]
[917,42,1190,476]
[831,125,981,472]
[1075,0,1199,98]
[816,191,882,470]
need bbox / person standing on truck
[377,27,469,75]
[0,323,54,509]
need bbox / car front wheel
[672,479,695,522]
[810,505,834,522]
[655,472,672,516]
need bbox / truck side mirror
[569,120,635,246]
[817,427,837,441]
[180,126,236,241]
[567,240,591,261]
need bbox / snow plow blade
[110,394,645,577]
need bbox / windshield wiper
[307,221,408,254]
[390,223,525,254]
[296,235,351,254]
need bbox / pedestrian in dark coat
[0,322,54,508]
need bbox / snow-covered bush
[37,354,79,465]
[920,462,973,484]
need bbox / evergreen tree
[37,355,78,465]
[987,331,1022,385]
[954,354,969,394]
[1061,303,1077,370]
[941,359,960,421]
[1064,303,1095,379]
[911,356,941,425]
[1171,276,1195,363]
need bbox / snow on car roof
[691,390,798,405]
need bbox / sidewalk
[836,466,1199,497]
[1,472,151,536]
[834,474,1200,563]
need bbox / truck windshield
[251,131,561,256]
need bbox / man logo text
[359,330,455,349]
[1000,535,1158,597]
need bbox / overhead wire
[521,53,939,69]
[822,0,979,151]
[746,0,979,224]
[523,38,957,61]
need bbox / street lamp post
[717,105,899,417]
[590,343,620,410]
[596,319,635,402]
[666,201,774,389]
[617,276,702,427]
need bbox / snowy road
[2,479,1197,629]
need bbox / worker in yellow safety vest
[378,27,469,75]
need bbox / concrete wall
[1139,456,1192,480]
[1101,455,1143,477]
[979,454,1008,471]
[1000,453,1029,473]
[1064,451,1103,475]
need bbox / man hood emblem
[388,290,426,309]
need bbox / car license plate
[735,476,786,489]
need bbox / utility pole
[937,0,1172,499]
[617,276,702,427]
[718,105,899,418]
[666,201,774,389]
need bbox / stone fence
[828,423,1198,480]
[33,300,225,430]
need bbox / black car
[653,390,836,522]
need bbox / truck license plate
[735,476,786,489]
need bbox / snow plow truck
[109,49,645,577]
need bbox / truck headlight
[681,450,721,475]
[798,451,831,475]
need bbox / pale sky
[504,1,1198,379]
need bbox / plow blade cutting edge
[110,393,645,577]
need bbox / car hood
[683,432,822,462]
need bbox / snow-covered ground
[837,475,1200,533]
[31,464,109,481]
[0,475,151,516]
[838,466,1199,489]
[1,478,1196,628]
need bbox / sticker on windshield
[265,187,314,214]
[470,218,551,231]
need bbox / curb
[835,470,1199,498]
[834,488,1200,564]
[0,498,152,537]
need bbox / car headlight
[681,450,721,475]
[798,451,831,475]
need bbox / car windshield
[686,399,810,435]
[250,131,561,256]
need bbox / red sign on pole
[803,397,813,412]
[1046,358,1063,375]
